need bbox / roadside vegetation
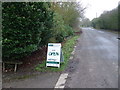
[35,35,79,72]
[2,2,84,71]
[80,4,119,32]
[91,5,119,31]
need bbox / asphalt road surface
[2,72,61,88]
[65,28,118,88]
[2,28,118,88]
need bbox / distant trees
[2,2,84,62]
[80,18,91,27]
[91,6,118,30]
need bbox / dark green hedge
[2,2,53,61]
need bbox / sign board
[46,43,62,68]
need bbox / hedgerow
[2,2,82,62]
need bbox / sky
[78,0,119,20]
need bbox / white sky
[78,0,120,20]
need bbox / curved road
[65,28,118,88]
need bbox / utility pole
[96,12,97,18]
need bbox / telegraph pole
[96,12,97,18]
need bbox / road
[2,28,118,88]
[2,72,61,88]
[65,28,118,88]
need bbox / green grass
[35,35,79,72]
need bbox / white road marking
[54,73,68,88]
[98,31,104,33]
[91,29,94,30]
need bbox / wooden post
[14,64,17,72]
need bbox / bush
[50,12,74,43]
[2,2,53,61]
[2,2,80,62]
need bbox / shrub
[2,2,53,61]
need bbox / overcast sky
[78,0,119,20]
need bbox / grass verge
[35,35,79,72]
